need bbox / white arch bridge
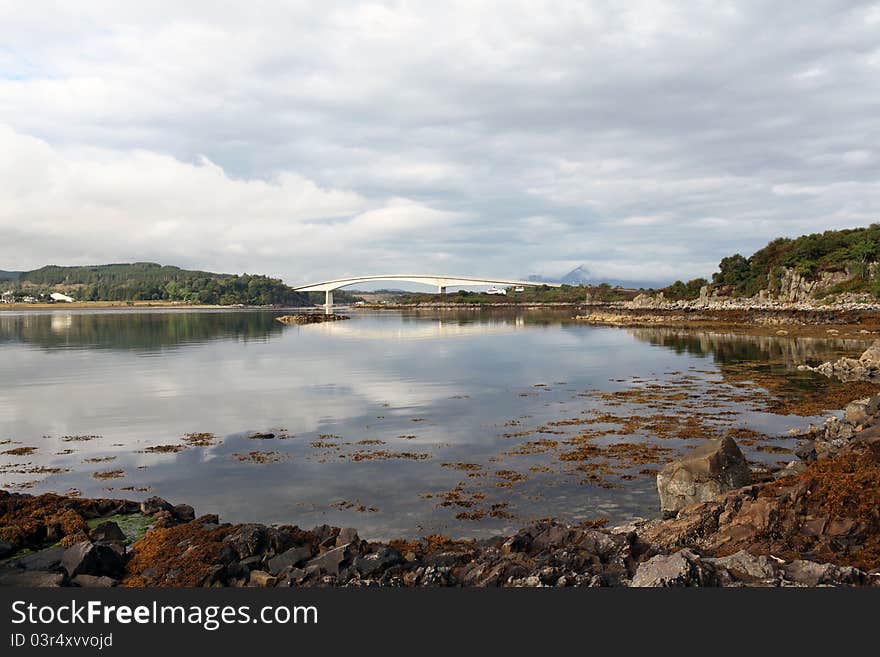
[291,274,561,312]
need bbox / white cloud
[1,1,880,285]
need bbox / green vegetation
[663,278,708,301]
[6,263,310,306]
[662,224,880,299]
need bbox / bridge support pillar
[324,290,333,314]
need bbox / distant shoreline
[0,301,314,311]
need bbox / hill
[0,270,22,282]
[664,224,880,301]
[8,263,311,306]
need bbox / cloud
[1,1,880,285]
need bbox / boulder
[61,541,124,578]
[305,544,357,576]
[172,504,196,522]
[630,549,719,587]
[12,546,65,571]
[248,570,278,587]
[656,437,751,516]
[0,570,65,587]
[353,546,404,577]
[71,574,118,588]
[140,496,173,516]
[0,540,14,560]
[859,340,880,365]
[267,545,314,575]
[90,520,126,544]
[782,560,866,587]
[711,550,780,583]
[224,524,267,559]
[336,527,360,547]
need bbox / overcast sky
[1,1,879,287]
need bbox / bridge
[291,274,561,312]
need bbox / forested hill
[664,224,880,300]
[0,270,22,282]
[10,263,310,306]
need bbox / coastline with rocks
[4,388,880,588]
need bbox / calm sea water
[0,308,864,539]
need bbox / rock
[773,460,807,479]
[61,541,124,578]
[267,545,314,575]
[224,524,267,559]
[172,504,196,522]
[0,540,14,560]
[248,570,278,587]
[12,545,65,571]
[353,547,404,577]
[782,560,866,586]
[90,520,126,544]
[71,574,118,587]
[0,570,65,587]
[305,544,356,576]
[656,437,752,516]
[631,549,719,587]
[336,527,359,547]
[844,399,871,425]
[711,550,780,583]
[859,340,880,365]
[140,496,173,516]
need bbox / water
[0,308,866,539]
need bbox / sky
[1,0,879,288]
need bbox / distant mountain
[560,265,592,285]
[528,265,661,290]
[0,270,22,282]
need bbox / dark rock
[353,547,404,576]
[0,540,15,560]
[268,545,314,575]
[794,441,817,462]
[630,549,719,587]
[305,544,356,576]
[140,496,173,516]
[71,574,117,587]
[656,436,752,516]
[172,504,195,522]
[0,570,65,587]
[90,520,126,544]
[311,524,338,546]
[12,546,65,571]
[61,541,124,578]
[336,528,359,547]
[224,524,267,559]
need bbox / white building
[50,292,75,303]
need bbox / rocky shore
[3,389,880,588]
[275,313,350,324]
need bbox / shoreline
[3,391,879,588]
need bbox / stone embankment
[4,394,880,587]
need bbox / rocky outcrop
[775,267,850,304]
[656,436,752,517]
[798,340,880,381]
[275,313,350,324]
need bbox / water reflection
[0,309,860,539]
